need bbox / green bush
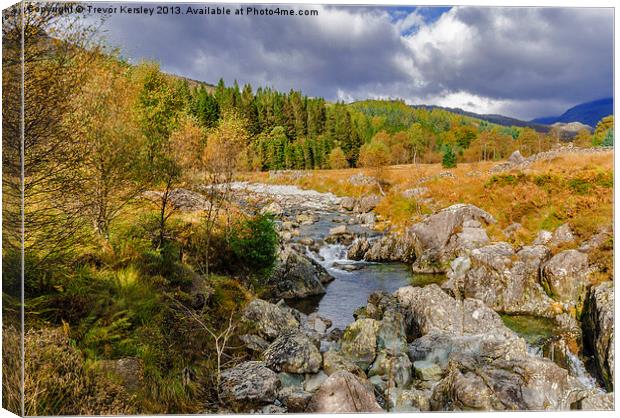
[230,214,279,280]
[441,146,457,168]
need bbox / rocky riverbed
[215,182,614,412]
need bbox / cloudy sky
[91,3,613,120]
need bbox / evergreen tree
[442,146,457,168]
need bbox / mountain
[410,104,551,133]
[531,97,613,128]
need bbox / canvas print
[1,1,615,415]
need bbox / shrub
[328,147,349,169]
[229,214,279,281]
[358,141,390,168]
[441,146,457,168]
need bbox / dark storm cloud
[92,3,613,119]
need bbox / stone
[239,334,270,353]
[358,212,376,226]
[413,360,443,381]
[363,234,416,263]
[395,284,463,336]
[242,299,300,341]
[444,243,556,317]
[429,336,584,411]
[303,371,328,393]
[408,204,496,272]
[368,351,412,388]
[541,249,590,303]
[296,213,318,225]
[220,361,279,405]
[402,187,429,199]
[278,372,304,389]
[261,201,284,216]
[264,332,322,374]
[582,281,614,391]
[340,197,356,211]
[278,388,312,412]
[534,230,553,245]
[328,225,347,235]
[347,237,371,260]
[551,223,575,245]
[578,226,612,253]
[268,246,328,299]
[578,391,613,410]
[390,388,431,412]
[354,194,380,213]
[508,150,525,163]
[340,318,380,370]
[306,371,383,413]
[322,349,366,379]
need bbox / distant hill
[410,104,551,133]
[531,97,613,128]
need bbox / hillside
[531,97,613,128]
[410,104,551,133]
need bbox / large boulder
[582,281,614,391]
[408,204,496,272]
[241,299,300,342]
[340,318,379,370]
[541,249,591,304]
[268,246,328,299]
[444,243,557,317]
[395,284,519,339]
[363,234,416,263]
[322,349,366,379]
[305,371,383,412]
[429,340,584,411]
[264,332,322,374]
[220,361,280,406]
[354,194,380,213]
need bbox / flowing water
[286,212,445,330]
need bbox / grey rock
[261,201,284,217]
[354,194,381,213]
[508,150,525,163]
[413,360,443,381]
[444,243,556,317]
[264,332,322,374]
[368,351,412,388]
[306,371,383,413]
[340,318,379,370]
[303,371,328,393]
[340,196,356,211]
[268,246,328,299]
[582,282,614,391]
[578,391,614,410]
[322,349,366,379]
[242,299,300,341]
[542,249,590,303]
[534,230,553,245]
[220,361,279,406]
[551,223,575,245]
[408,204,496,273]
[240,334,270,353]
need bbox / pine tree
[442,146,457,168]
